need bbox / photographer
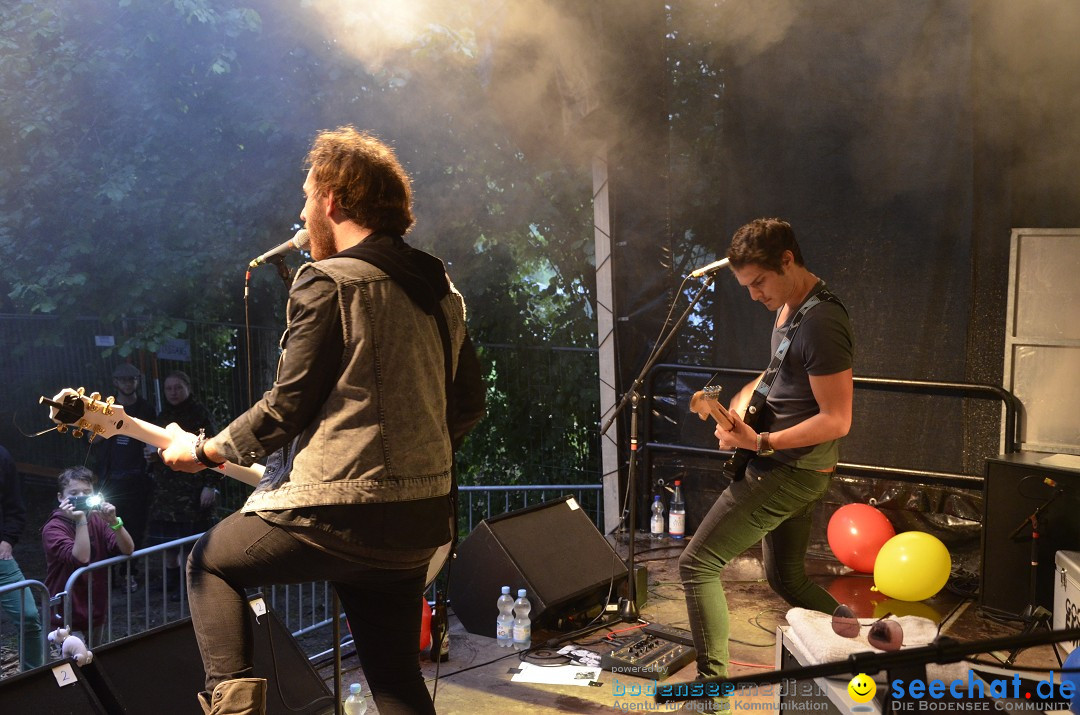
[42,466,134,643]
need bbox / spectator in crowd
[42,466,134,644]
[92,363,155,591]
[147,370,220,598]
[0,444,44,671]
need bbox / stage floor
[320,537,1065,714]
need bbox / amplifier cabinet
[981,453,1080,617]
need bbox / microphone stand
[655,627,1080,709]
[266,255,293,291]
[600,273,717,622]
[1005,488,1064,666]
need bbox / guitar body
[722,449,754,482]
[41,387,451,586]
[690,385,760,483]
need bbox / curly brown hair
[304,126,414,236]
[727,218,805,273]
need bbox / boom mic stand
[655,626,1080,710]
[600,273,717,622]
[266,255,293,291]
[1005,486,1064,666]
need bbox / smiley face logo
[847,673,876,703]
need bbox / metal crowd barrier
[0,578,50,676]
[57,534,203,649]
[13,483,604,672]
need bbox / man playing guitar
[678,218,853,712]
[159,128,485,715]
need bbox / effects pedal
[600,633,696,681]
[641,622,695,647]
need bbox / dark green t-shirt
[760,283,854,471]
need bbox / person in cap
[89,363,157,591]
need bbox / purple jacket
[42,509,122,632]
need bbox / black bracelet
[194,430,225,469]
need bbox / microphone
[689,257,731,278]
[248,229,310,268]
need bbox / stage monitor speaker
[981,453,1080,617]
[86,609,334,714]
[0,659,109,714]
[449,495,627,637]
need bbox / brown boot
[198,678,267,715]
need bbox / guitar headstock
[701,385,722,401]
[40,388,127,443]
[688,385,734,429]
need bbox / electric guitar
[688,385,754,482]
[41,387,263,485]
[41,388,451,585]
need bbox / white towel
[785,607,969,684]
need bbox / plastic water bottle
[669,480,686,539]
[650,494,665,539]
[496,585,514,647]
[343,682,367,715]
[512,588,532,650]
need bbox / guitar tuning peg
[57,424,68,434]
[71,429,84,439]
[102,396,115,415]
[86,433,96,444]
[76,387,86,396]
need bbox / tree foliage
[1,0,600,484]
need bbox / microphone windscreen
[292,228,310,250]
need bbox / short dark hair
[305,126,414,236]
[57,466,95,492]
[727,218,805,273]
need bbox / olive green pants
[678,459,838,684]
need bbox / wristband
[109,516,124,531]
[76,520,88,528]
[192,429,225,469]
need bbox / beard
[306,206,336,261]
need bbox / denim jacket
[214,245,482,511]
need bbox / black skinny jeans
[187,511,435,714]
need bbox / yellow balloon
[872,531,951,602]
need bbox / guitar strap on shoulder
[743,285,844,426]
[429,305,461,555]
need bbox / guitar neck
[119,414,263,487]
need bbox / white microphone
[248,229,311,268]
[688,257,731,278]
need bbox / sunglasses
[831,604,904,651]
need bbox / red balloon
[827,503,896,573]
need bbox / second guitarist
[678,218,854,712]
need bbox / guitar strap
[743,285,845,427]
[430,304,461,555]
